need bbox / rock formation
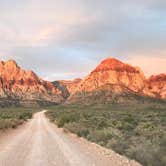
[0,57,165,106]
[67,57,165,104]
[52,79,82,99]
[0,60,63,106]
[144,74,166,99]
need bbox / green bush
[87,129,112,143]
[46,103,166,166]
[64,122,89,137]
[56,112,79,127]
[19,112,32,120]
[0,107,37,130]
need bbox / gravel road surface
[0,111,141,166]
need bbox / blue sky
[0,0,165,80]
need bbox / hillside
[0,57,165,106]
[52,78,81,99]
[0,60,63,106]
[66,58,166,104]
[144,74,166,99]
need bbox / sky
[0,0,165,81]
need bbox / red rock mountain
[67,57,165,104]
[0,58,165,106]
[0,60,63,106]
[71,58,145,93]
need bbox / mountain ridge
[64,57,165,104]
[0,59,64,106]
[0,57,165,106]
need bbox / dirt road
[0,111,141,166]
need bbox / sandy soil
[0,111,142,166]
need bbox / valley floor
[0,111,140,166]
[46,104,166,166]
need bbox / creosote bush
[46,103,166,166]
[0,107,37,130]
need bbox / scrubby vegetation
[0,107,38,130]
[46,103,166,166]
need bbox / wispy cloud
[0,0,165,80]
[44,72,87,81]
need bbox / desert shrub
[46,103,166,166]
[64,122,89,137]
[56,112,79,127]
[0,119,23,129]
[87,128,113,145]
[19,112,32,120]
[0,107,37,130]
[110,139,129,155]
[126,140,166,166]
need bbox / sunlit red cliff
[66,57,166,104]
[0,60,63,106]
[0,58,165,106]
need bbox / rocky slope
[0,58,165,106]
[67,57,165,104]
[0,60,63,106]
[144,74,166,99]
[52,78,82,99]
[74,58,145,92]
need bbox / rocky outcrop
[53,78,82,99]
[144,74,166,99]
[73,58,146,93]
[67,57,165,104]
[0,60,63,106]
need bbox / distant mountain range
[56,58,166,104]
[0,60,63,106]
[0,58,165,106]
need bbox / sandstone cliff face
[67,58,165,104]
[53,78,82,99]
[0,60,63,105]
[71,58,145,93]
[1,58,165,106]
[144,74,166,99]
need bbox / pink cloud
[126,55,166,77]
